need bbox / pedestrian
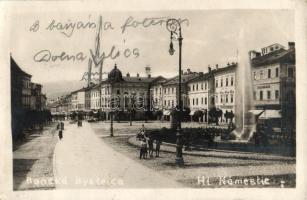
[140,124,146,134]
[60,121,64,130]
[155,139,162,157]
[58,130,63,140]
[140,138,147,159]
[148,136,154,158]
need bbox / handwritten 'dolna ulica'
[30,15,189,65]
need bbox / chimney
[145,66,151,77]
[136,73,139,77]
[288,42,295,50]
[148,74,151,78]
[187,68,191,74]
[227,62,230,66]
[126,72,130,77]
[215,64,219,69]
[249,50,260,60]
[208,65,211,73]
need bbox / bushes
[147,127,229,146]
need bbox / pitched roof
[187,72,213,83]
[10,56,32,78]
[251,48,295,67]
[212,63,237,75]
[163,72,200,86]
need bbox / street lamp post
[166,18,184,165]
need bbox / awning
[259,110,281,119]
[248,109,264,115]
[163,110,170,116]
[189,110,195,116]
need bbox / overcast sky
[10,10,294,85]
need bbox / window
[193,85,195,91]
[288,67,294,78]
[196,98,198,105]
[221,79,223,87]
[205,97,207,105]
[216,80,218,88]
[253,91,256,100]
[201,97,203,104]
[275,90,279,100]
[226,78,228,86]
[260,91,263,100]
[260,70,264,79]
[270,47,274,52]
[275,68,279,77]
[268,69,271,78]
[164,100,166,105]
[267,91,271,100]
[164,88,166,94]
[168,100,170,106]
[253,72,257,80]
[205,82,207,90]
[196,84,198,91]
[201,83,203,90]
[231,77,234,86]
[220,95,223,103]
[172,88,174,94]
[226,94,228,103]
[193,98,195,105]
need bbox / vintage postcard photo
[1,0,307,200]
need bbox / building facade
[250,42,296,136]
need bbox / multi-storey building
[90,84,101,110]
[150,77,167,111]
[250,42,296,135]
[187,71,213,122]
[213,63,236,123]
[162,69,200,117]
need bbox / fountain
[232,29,256,141]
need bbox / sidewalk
[53,121,183,188]
[13,123,58,190]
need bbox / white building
[213,64,236,123]
[187,72,211,121]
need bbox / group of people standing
[137,124,162,159]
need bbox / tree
[193,110,204,122]
[209,107,220,125]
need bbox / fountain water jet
[232,28,256,141]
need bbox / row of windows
[188,82,208,92]
[189,97,208,106]
[253,68,279,80]
[215,76,234,88]
[164,87,176,95]
[255,90,279,101]
[217,94,234,104]
[155,87,162,95]
[164,100,176,107]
